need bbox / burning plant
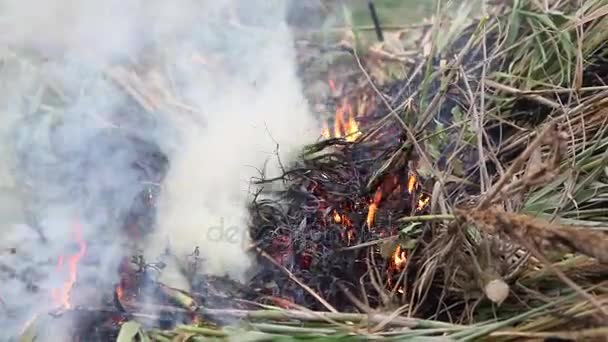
[247,0,608,337]
[2,0,608,341]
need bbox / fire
[407,174,417,193]
[51,222,87,310]
[346,230,354,244]
[332,210,355,245]
[392,245,407,270]
[417,194,430,212]
[321,79,362,142]
[333,100,361,142]
[321,122,331,139]
[116,285,124,301]
[346,113,360,141]
[366,204,378,228]
[366,188,383,228]
[333,211,342,223]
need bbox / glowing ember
[333,211,342,223]
[366,204,377,228]
[116,285,124,301]
[407,174,417,193]
[392,245,407,270]
[366,188,383,228]
[51,222,87,310]
[331,210,355,245]
[346,230,354,244]
[417,194,430,212]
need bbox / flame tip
[51,222,87,310]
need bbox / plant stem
[397,214,455,223]
[197,308,461,330]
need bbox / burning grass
[245,0,608,339]
[7,0,608,341]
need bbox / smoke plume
[0,0,317,338]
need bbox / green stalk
[197,308,461,330]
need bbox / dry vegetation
[10,0,608,341]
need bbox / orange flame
[392,245,407,270]
[322,78,362,142]
[407,174,417,193]
[51,222,86,310]
[332,210,355,245]
[334,104,345,139]
[345,111,361,142]
[366,188,383,228]
[335,101,361,142]
[366,204,377,228]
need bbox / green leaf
[506,0,521,47]
[116,321,147,342]
[400,222,422,236]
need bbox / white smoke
[0,0,318,338]
[146,1,319,286]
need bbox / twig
[337,282,374,313]
[397,214,455,223]
[105,67,156,113]
[340,236,395,251]
[256,247,338,313]
[520,85,608,94]
[490,327,608,339]
[176,325,227,337]
[461,66,490,192]
[248,323,339,335]
[485,79,562,109]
